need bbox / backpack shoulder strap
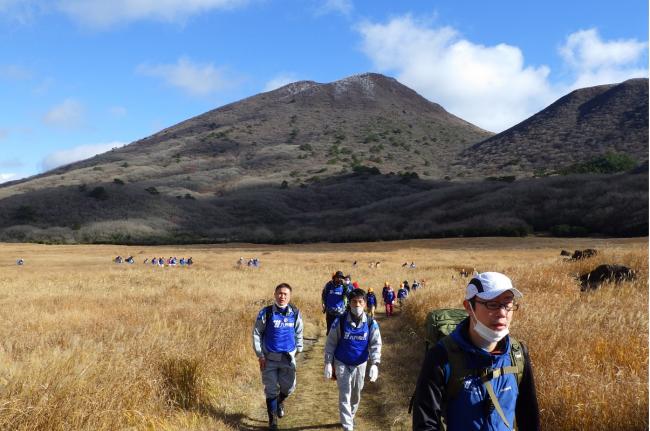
[339,312,348,335]
[264,305,273,323]
[440,335,474,401]
[508,337,525,386]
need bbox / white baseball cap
[465,272,523,300]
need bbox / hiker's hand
[369,364,378,382]
[324,363,332,380]
[259,357,266,371]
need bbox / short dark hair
[348,288,366,300]
[275,283,292,292]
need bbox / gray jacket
[324,312,381,366]
[253,303,304,363]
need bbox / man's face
[467,291,515,331]
[274,287,291,307]
[350,296,366,308]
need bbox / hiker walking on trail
[324,288,382,431]
[382,283,395,316]
[253,283,304,430]
[411,272,540,431]
[366,288,377,318]
[322,271,350,334]
[397,283,408,306]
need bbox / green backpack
[412,308,526,430]
[424,308,469,350]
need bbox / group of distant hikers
[113,255,193,267]
[237,256,261,268]
[253,270,539,430]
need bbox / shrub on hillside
[560,152,637,175]
[87,186,109,201]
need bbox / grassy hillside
[0,170,645,244]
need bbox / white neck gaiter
[275,302,288,311]
[468,305,509,351]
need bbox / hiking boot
[277,392,287,418]
[268,414,278,430]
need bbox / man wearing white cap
[412,272,540,431]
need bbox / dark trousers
[326,312,341,334]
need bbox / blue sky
[0,0,647,182]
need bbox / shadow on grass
[198,402,342,430]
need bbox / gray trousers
[334,359,367,431]
[262,358,296,398]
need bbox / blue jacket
[412,318,540,431]
[366,292,377,307]
[445,321,518,430]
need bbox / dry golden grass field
[0,237,646,430]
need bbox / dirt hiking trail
[239,309,413,430]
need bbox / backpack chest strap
[480,366,519,431]
[480,365,519,381]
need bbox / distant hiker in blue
[253,283,304,430]
[412,272,540,431]
[322,271,350,334]
[324,288,382,431]
[366,288,377,318]
[382,283,395,317]
[397,284,408,306]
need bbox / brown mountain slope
[0,73,491,200]
[0,75,646,244]
[453,78,649,177]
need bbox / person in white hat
[412,272,540,431]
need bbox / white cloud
[357,17,649,132]
[316,0,353,16]
[264,73,299,92]
[108,105,127,117]
[0,173,18,184]
[0,64,33,81]
[559,28,648,89]
[56,0,248,28]
[41,141,127,171]
[32,77,55,95]
[137,57,234,97]
[0,0,43,24]
[43,98,85,129]
[357,16,555,132]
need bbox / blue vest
[325,282,346,314]
[367,293,377,306]
[263,306,297,353]
[334,315,370,366]
[445,323,519,431]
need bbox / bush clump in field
[160,356,206,410]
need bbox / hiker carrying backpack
[411,272,540,431]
